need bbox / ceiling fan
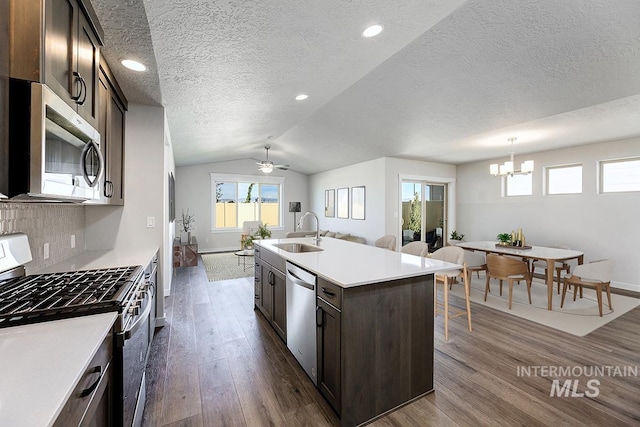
[256,142,289,174]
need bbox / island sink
[272,243,324,253]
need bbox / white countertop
[255,237,460,288]
[36,247,158,274]
[0,312,117,427]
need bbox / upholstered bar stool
[431,246,472,341]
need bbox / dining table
[456,241,584,310]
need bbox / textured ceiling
[92,0,640,174]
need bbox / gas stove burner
[0,266,143,328]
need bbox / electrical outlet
[146,217,155,228]
[43,243,49,260]
[71,234,75,248]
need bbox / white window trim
[502,173,533,197]
[598,157,640,194]
[210,173,285,232]
[544,163,583,195]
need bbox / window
[211,173,283,230]
[505,173,532,196]
[600,158,640,193]
[546,164,582,195]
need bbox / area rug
[448,275,640,337]
[201,252,253,282]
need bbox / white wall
[456,137,640,291]
[163,115,176,295]
[85,104,171,318]
[308,157,457,245]
[175,159,309,252]
[309,158,386,244]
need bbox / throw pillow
[325,231,336,238]
[335,232,350,239]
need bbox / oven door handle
[122,291,152,341]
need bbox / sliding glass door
[401,181,447,252]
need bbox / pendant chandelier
[489,137,534,176]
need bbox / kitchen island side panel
[341,274,434,427]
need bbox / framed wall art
[337,187,349,219]
[351,186,365,220]
[325,189,335,217]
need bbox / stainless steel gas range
[0,233,156,427]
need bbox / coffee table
[234,249,255,271]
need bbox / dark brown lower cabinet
[54,330,113,426]
[270,266,286,340]
[320,275,434,427]
[254,247,286,342]
[316,296,341,413]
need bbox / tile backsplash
[0,203,85,274]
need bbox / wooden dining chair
[561,259,615,317]
[531,245,571,294]
[431,246,472,341]
[485,254,532,309]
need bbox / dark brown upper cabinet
[9,0,104,129]
[96,58,127,205]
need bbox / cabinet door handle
[268,270,274,285]
[80,75,88,105]
[80,365,102,397]
[321,287,336,297]
[103,180,113,198]
[72,71,85,104]
[316,306,323,327]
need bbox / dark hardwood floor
[142,258,640,426]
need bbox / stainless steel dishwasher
[285,262,318,385]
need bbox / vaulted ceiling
[92,0,640,175]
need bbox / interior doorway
[400,181,447,252]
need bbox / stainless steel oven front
[116,270,154,427]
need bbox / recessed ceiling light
[295,94,308,101]
[362,24,384,38]
[121,59,147,72]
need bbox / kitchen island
[254,237,459,427]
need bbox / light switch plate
[146,217,155,228]
[71,234,75,248]
[44,243,49,260]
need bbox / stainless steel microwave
[1,79,104,202]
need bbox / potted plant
[254,223,272,240]
[242,223,272,249]
[449,230,464,241]
[241,234,254,249]
[179,209,195,243]
[448,230,464,246]
[497,232,511,246]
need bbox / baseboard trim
[198,246,241,254]
[612,281,640,293]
